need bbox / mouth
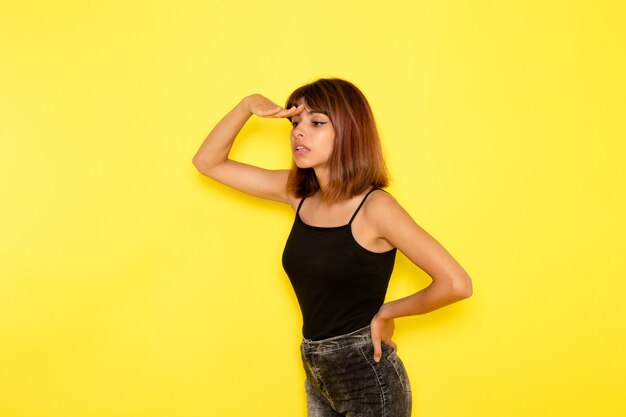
[294,145,310,154]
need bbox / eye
[312,121,327,127]
[291,121,299,127]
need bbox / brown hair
[285,78,389,202]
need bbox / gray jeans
[300,325,412,417]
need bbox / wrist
[237,95,255,116]
[376,303,395,321]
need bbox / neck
[314,167,330,198]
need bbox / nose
[293,124,305,138]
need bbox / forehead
[293,98,328,117]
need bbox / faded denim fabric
[300,326,412,417]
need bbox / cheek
[325,132,336,153]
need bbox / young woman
[192,78,472,417]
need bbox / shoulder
[363,188,404,217]
[361,189,416,237]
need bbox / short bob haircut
[285,78,389,202]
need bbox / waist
[301,325,372,355]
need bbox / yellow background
[1,1,624,416]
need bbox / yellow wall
[1,1,624,416]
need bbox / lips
[293,142,310,154]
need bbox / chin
[293,159,312,169]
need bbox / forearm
[192,98,252,175]
[377,277,472,320]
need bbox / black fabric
[282,188,397,341]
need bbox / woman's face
[290,100,336,171]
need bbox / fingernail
[374,357,380,363]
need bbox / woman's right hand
[193,93,302,204]
[244,94,305,119]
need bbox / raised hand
[244,94,305,118]
[192,93,304,203]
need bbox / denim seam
[386,352,411,392]
[358,345,387,417]
[302,325,372,344]
[302,339,370,355]
[307,358,335,410]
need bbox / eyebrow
[307,110,328,116]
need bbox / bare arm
[192,94,304,203]
[365,192,473,361]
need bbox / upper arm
[368,192,472,291]
[195,159,291,204]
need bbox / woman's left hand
[370,308,397,363]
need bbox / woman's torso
[282,188,397,340]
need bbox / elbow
[192,156,213,177]
[192,153,226,178]
[192,154,203,171]
[451,273,473,300]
